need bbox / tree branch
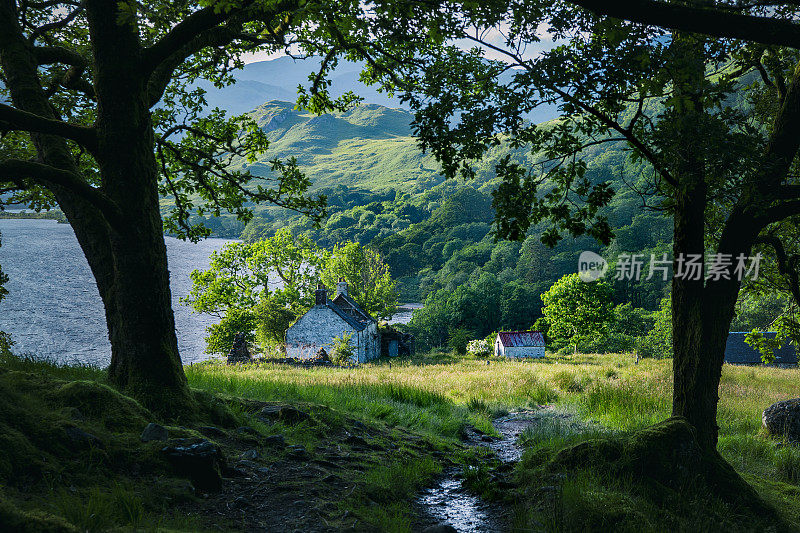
[569,0,800,49]
[0,103,97,150]
[33,45,88,67]
[28,6,84,43]
[140,4,253,73]
[0,159,124,229]
[142,0,297,107]
[756,234,800,305]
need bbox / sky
[242,23,556,65]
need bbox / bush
[331,332,355,364]
[466,339,491,357]
[635,296,672,358]
[204,308,257,355]
[579,333,636,354]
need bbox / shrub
[331,332,355,364]
[579,333,636,354]
[466,339,491,357]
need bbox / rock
[241,448,259,460]
[65,426,103,449]
[161,439,225,492]
[264,434,285,446]
[763,398,800,441]
[198,426,226,438]
[421,524,458,533]
[313,347,330,362]
[552,417,766,512]
[286,444,309,460]
[259,405,310,425]
[226,332,251,364]
[232,496,250,509]
[344,435,369,448]
[236,426,260,437]
[235,460,260,470]
[140,423,169,442]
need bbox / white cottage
[285,281,380,363]
[494,331,546,358]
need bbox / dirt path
[413,408,558,532]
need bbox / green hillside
[236,101,441,194]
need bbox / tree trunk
[1,1,195,419]
[666,33,766,449]
[668,31,722,449]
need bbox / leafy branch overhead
[0,0,345,241]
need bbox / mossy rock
[552,418,767,513]
[0,495,78,533]
[192,389,238,428]
[48,381,153,431]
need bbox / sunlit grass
[186,350,800,520]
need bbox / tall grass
[186,351,800,515]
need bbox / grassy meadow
[187,351,800,529]
[4,349,800,531]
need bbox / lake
[0,219,419,367]
[0,219,234,366]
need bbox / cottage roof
[331,292,377,327]
[318,300,367,331]
[497,331,545,347]
[725,332,797,365]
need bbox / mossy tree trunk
[0,0,194,417]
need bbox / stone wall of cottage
[285,305,380,363]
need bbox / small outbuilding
[724,331,797,366]
[285,281,380,364]
[494,331,546,359]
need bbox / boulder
[161,439,226,492]
[263,434,285,447]
[259,405,310,425]
[313,347,330,362]
[241,448,259,460]
[763,398,800,441]
[286,444,309,460]
[64,426,103,449]
[226,332,251,364]
[140,423,168,442]
[198,426,226,438]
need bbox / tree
[0,0,358,415]
[322,0,800,450]
[541,274,615,352]
[321,241,398,320]
[0,231,12,355]
[183,229,322,354]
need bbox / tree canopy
[541,273,614,351]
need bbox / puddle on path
[414,408,553,532]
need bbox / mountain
[200,56,560,123]
[201,56,404,113]
[233,101,441,195]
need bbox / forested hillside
[173,99,688,352]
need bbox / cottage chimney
[336,278,348,297]
[315,284,327,305]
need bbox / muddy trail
[414,407,578,532]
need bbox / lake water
[0,219,234,366]
[0,219,420,367]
